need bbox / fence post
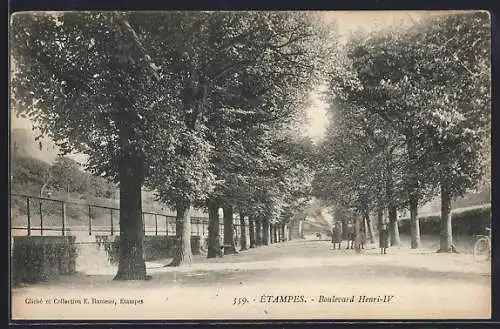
[166,216,169,236]
[155,213,158,236]
[39,199,43,236]
[110,208,114,236]
[142,213,145,236]
[61,200,66,236]
[88,205,92,236]
[26,196,31,236]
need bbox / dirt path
[12,239,490,320]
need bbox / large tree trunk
[385,150,400,247]
[406,134,421,249]
[438,179,455,253]
[168,199,192,266]
[377,205,384,232]
[409,195,420,249]
[298,220,305,239]
[262,218,270,245]
[363,210,375,244]
[114,120,147,281]
[269,224,274,244]
[388,205,400,246]
[273,224,278,243]
[281,224,286,242]
[239,211,248,251]
[255,217,262,246]
[223,205,237,254]
[354,216,362,254]
[249,215,256,248]
[207,198,220,258]
[288,222,293,241]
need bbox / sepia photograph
[9,10,491,321]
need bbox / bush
[12,236,77,284]
[399,205,491,236]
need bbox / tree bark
[168,199,193,266]
[354,216,362,254]
[409,195,420,249]
[223,205,237,254]
[262,218,270,245]
[114,120,147,281]
[249,215,256,248]
[385,150,400,247]
[255,217,262,246]
[363,210,375,244]
[273,224,278,243]
[406,134,421,249]
[207,198,220,258]
[438,178,454,253]
[377,206,384,232]
[298,220,305,239]
[269,224,274,244]
[239,211,248,251]
[388,205,400,246]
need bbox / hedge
[399,205,491,236]
[12,236,77,284]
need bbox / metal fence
[10,194,288,246]
[10,193,211,238]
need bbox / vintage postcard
[9,10,491,321]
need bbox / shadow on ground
[14,255,490,292]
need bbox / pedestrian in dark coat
[343,220,355,249]
[331,222,343,249]
[379,223,389,254]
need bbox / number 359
[233,297,248,305]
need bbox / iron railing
[10,193,290,244]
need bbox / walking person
[331,221,343,250]
[344,220,355,249]
[379,223,389,254]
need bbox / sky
[301,11,428,143]
[10,11,455,162]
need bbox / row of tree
[313,12,490,252]
[12,12,332,280]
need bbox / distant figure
[315,232,322,240]
[379,223,389,254]
[331,222,343,249]
[344,220,355,249]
